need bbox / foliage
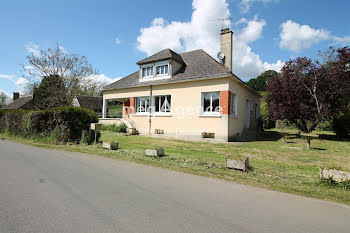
[22,43,103,99]
[333,111,350,138]
[267,47,350,133]
[259,91,275,129]
[32,75,69,109]
[0,107,98,142]
[101,123,127,133]
[247,70,279,91]
[0,92,10,108]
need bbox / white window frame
[141,66,154,78]
[135,96,150,114]
[230,92,238,117]
[153,95,171,114]
[156,64,169,76]
[201,91,221,116]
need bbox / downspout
[148,85,152,135]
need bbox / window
[230,93,237,116]
[202,92,220,114]
[136,97,150,113]
[142,66,153,78]
[156,64,169,76]
[154,95,171,113]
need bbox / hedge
[0,106,99,143]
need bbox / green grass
[1,129,350,205]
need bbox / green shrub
[0,107,99,143]
[333,112,350,138]
[316,118,334,131]
[260,91,275,129]
[101,123,127,133]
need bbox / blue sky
[1,0,349,97]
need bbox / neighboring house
[102,28,261,142]
[72,95,103,115]
[2,92,33,110]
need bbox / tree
[266,47,350,133]
[0,92,9,108]
[32,75,69,110]
[22,44,101,100]
[247,70,279,91]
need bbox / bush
[101,123,127,133]
[260,91,275,129]
[333,112,350,138]
[0,107,99,143]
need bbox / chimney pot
[13,92,20,101]
[220,28,233,72]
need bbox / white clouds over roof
[279,20,350,52]
[136,0,283,79]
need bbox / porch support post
[148,85,152,136]
[102,99,107,118]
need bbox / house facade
[2,92,33,110]
[102,28,261,142]
[72,95,103,116]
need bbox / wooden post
[306,137,311,150]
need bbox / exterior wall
[72,97,80,107]
[103,77,260,142]
[172,60,183,75]
[104,78,230,141]
[228,78,261,140]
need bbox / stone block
[145,148,164,157]
[102,142,118,150]
[319,168,350,183]
[225,157,249,172]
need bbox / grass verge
[1,129,350,205]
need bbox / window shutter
[220,91,230,114]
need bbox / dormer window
[156,64,168,76]
[142,66,153,78]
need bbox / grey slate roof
[76,95,103,110]
[136,48,185,65]
[104,49,232,91]
[2,96,33,110]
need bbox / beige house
[102,28,261,142]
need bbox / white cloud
[15,77,30,94]
[86,74,121,84]
[237,16,266,43]
[115,38,122,45]
[279,20,350,52]
[25,42,40,56]
[0,74,15,81]
[58,46,67,54]
[279,20,330,52]
[136,0,282,79]
[239,0,279,14]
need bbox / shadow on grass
[318,134,350,142]
[312,148,327,151]
[255,130,282,142]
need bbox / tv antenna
[209,17,231,29]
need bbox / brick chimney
[13,92,20,101]
[220,28,233,72]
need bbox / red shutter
[220,91,230,114]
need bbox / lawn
[1,129,350,205]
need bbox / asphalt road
[0,139,349,233]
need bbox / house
[2,92,33,110]
[3,93,103,116]
[102,28,261,142]
[71,95,103,115]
